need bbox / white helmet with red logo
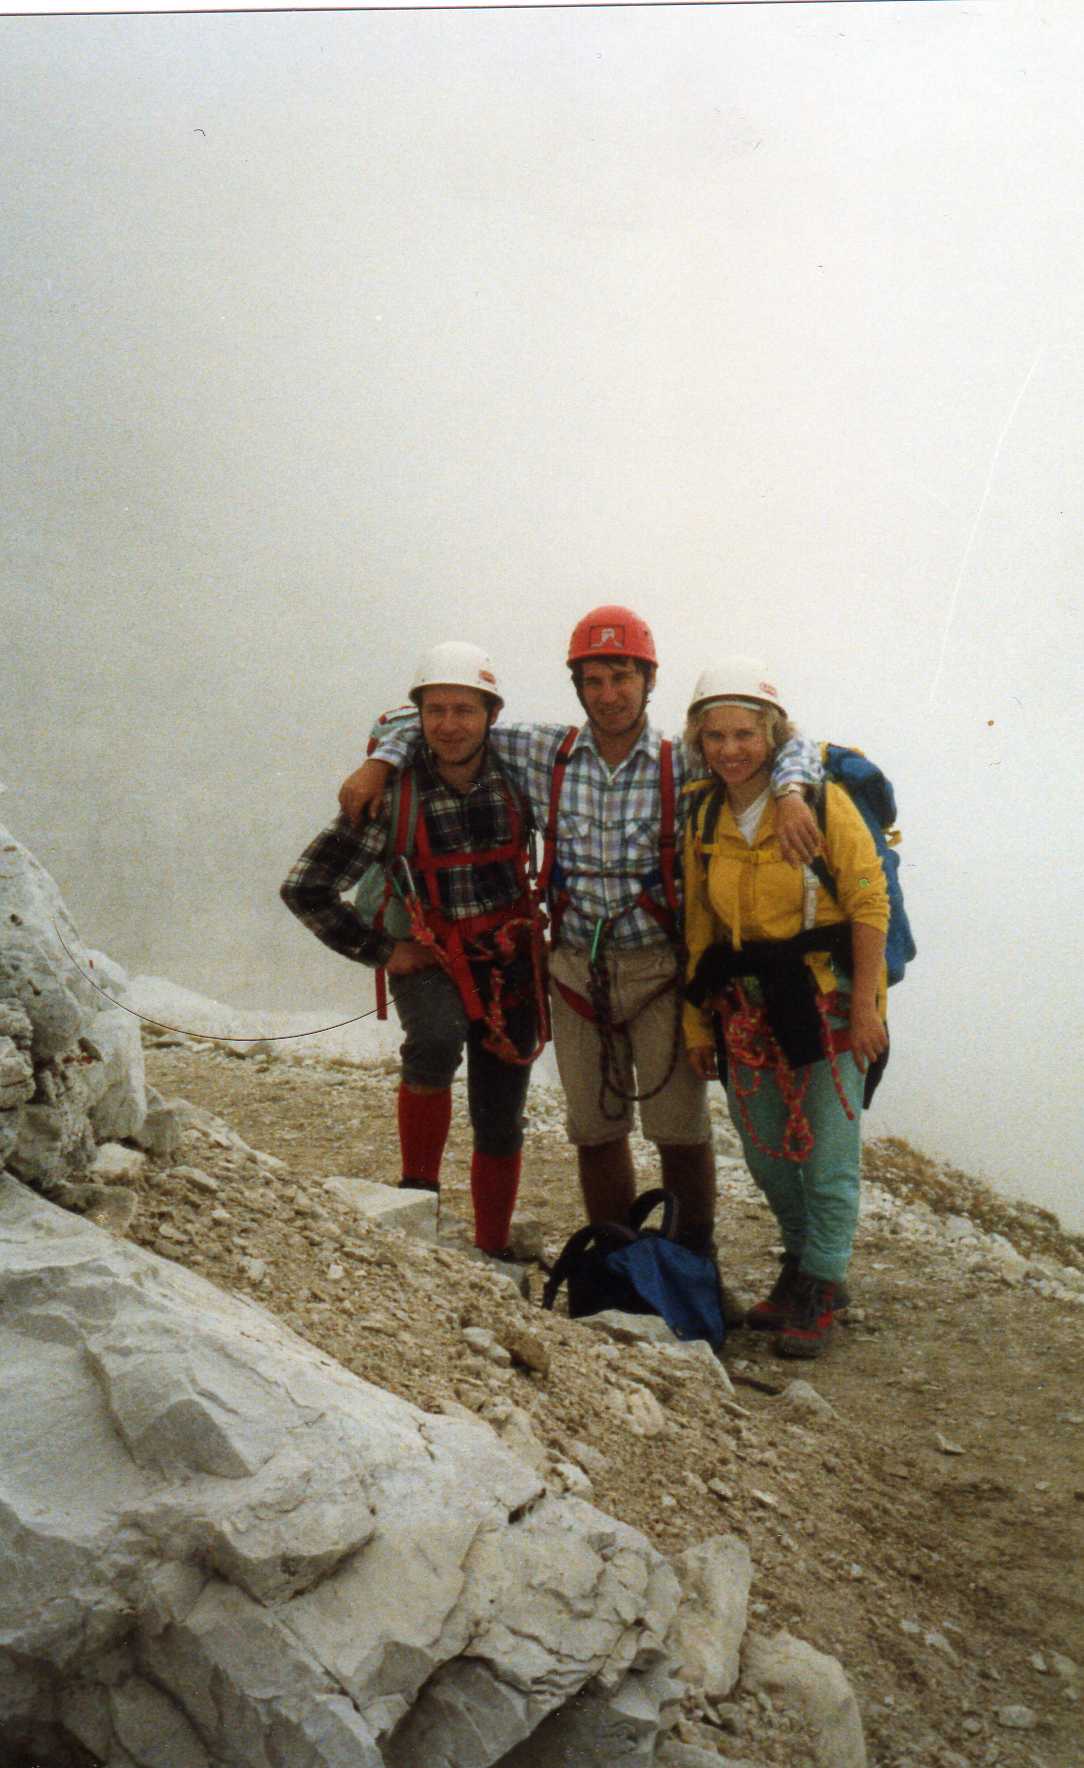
[409,642,504,709]
[687,657,786,718]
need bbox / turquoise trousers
[726,1048,865,1284]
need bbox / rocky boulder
[0,822,150,1195]
[0,1176,684,1767]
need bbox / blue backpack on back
[813,743,916,985]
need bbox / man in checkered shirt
[339,607,823,1287]
[282,642,541,1261]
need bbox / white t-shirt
[734,787,770,846]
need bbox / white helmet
[409,641,504,709]
[687,656,786,718]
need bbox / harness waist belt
[686,923,852,1008]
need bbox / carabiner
[391,853,419,902]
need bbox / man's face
[419,685,492,766]
[579,658,651,736]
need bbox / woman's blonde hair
[683,700,797,762]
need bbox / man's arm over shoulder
[770,732,823,865]
[344,711,576,825]
[338,709,419,823]
[771,733,823,794]
[280,810,394,966]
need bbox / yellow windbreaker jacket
[682,782,890,1053]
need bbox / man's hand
[775,792,823,866]
[340,758,392,826]
[384,940,441,977]
[686,1044,718,1081]
[848,1000,888,1073]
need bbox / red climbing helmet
[566,605,658,668]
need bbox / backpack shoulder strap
[391,769,417,859]
[372,769,419,1021]
[690,780,726,869]
[657,740,678,912]
[535,726,578,899]
[809,783,838,902]
[541,1217,636,1311]
[627,1186,679,1238]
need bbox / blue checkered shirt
[371,716,823,951]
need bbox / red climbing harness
[534,727,680,953]
[371,768,551,1066]
[535,729,685,1114]
[720,984,856,1163]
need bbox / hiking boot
[774,1272,839,1359]
[747,1255,850,1331]
[746,1254,802,1331]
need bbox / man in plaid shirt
[340,607,823,1288]
[282,642,541,1260]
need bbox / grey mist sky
[3,3,1083,1228]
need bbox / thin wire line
[51,922,381,1043]
[927,345,1044,708]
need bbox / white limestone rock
[0,1176,683,1768]
[0,999,33,1045]
[580,1309,681,1344]
[91,1142,148,1183]
[660,1336,736,1394]
[10,1063,96,1185]
[323,1172,439,1239]
[84,947,132,999]
[505,1212,546,1261]
[82,1006,147,1141]
[742,1629,867,1768]
[496,1655,682,1767]
[659,1745,756,1768]
[477,1400,550,1472]
[778,1379,838,1422]
[609,1382,668,1438]
[0,1110,20,1164]
[0,1033,34,1109]
[0,824,99,1054]
[668,1534,754,1702]
[132,1087,184,1158]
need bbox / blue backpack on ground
[541,1188,727,1350]
[813,743,917,986]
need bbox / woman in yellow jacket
[683,659,889,1358]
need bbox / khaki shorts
[548,943,712,1147]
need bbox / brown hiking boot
[746,1254,802,1331]
[747,1255,850,1331]
[775,1272,839,1359]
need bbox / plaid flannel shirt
[370,715,823,952]
[280,749,528,967]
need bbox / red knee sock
[470,1150,522,1253]
[397,1085,452,1187]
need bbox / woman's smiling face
[698,703,772,793]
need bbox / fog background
[4,3,1083,1228]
